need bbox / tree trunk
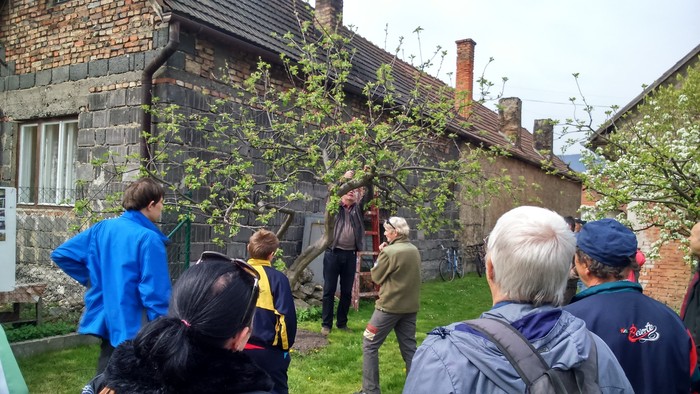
[286,207,335,287]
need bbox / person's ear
[486,256,495,282]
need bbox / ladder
[351,203,381,310]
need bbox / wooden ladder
[351,203,381,310]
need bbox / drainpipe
[141,21,181,166]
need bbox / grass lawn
[18,274,491,394]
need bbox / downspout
[141,20,180,166]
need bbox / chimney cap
[455,38,477,45]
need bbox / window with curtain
[18,120,78,205]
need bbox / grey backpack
[465,318,600,394]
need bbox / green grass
[18,345,97,393]
[18,274,491,394]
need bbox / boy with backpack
[242,229,297,394]
[403,206,632,393]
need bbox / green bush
[3,322,76,343]
[296,305,322,322]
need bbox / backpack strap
[465,318,550,387]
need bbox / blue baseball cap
[576,218,637,267]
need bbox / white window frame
[18,119,78,206]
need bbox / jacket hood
[104,340,273,393]
[434,303,595,392]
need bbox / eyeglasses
[384,219,396,230]
[196,251,260,326]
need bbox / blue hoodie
[404,303,633,393]
[52,210,171,347]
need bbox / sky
[311,0,700,154]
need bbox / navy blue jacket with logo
[565,281,696,394]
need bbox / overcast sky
[311,1,700,154]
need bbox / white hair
[487,206,576,306]
[384,216,410,236]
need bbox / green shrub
[296,305,322,322]
[3,322,76,343]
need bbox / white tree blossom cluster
[578,61,700,264]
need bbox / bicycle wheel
[455,254,464,278]
[439,258,455,281]
[475,253,485,278]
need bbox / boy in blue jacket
[51,177,171,375]
[243,229,297,394]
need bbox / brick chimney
[533,119,554,156]
[315,0,343,32]
[498,97,522,147]
[455,38,476,117]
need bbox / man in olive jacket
[357,216,421,394]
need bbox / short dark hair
[563,216,576,232]
[121,178,164,211]
[576,248,636,281]
[129,260,259,384]
[247,229,280,260]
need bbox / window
[18,120,78,205]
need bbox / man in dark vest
[321,170,373,336]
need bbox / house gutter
[164,13,282,64]
[140,14,285,164]
[141,20,181,165]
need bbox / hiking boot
[338,326,353,333]
[321,326,331,336]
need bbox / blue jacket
[51,210,171,347]
[404,303,632,393]
[246,259,297,352]
[565,281,695,394]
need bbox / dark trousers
[322,248,356,329]
[96,338,115,376]
[244,347,291,394]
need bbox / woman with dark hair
[88,252,274,393]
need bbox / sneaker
[321,326,331,336]
[338,326,353,333]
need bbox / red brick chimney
[498,97,522,148]
[315,0,343,32]
[533,119,554,156]
[455,38,476,117]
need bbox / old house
[0,0,580,307]
[588,43,700,309]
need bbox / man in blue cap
[565,218,698,394]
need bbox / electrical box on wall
[0,187,17,292]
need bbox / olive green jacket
[371,236,421,314]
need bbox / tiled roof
[159,0,574,176]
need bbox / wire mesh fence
[12,189,191,314]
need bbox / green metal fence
[166,216,191,282]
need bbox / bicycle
[465,242,486,277]
[439,244,464,281]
